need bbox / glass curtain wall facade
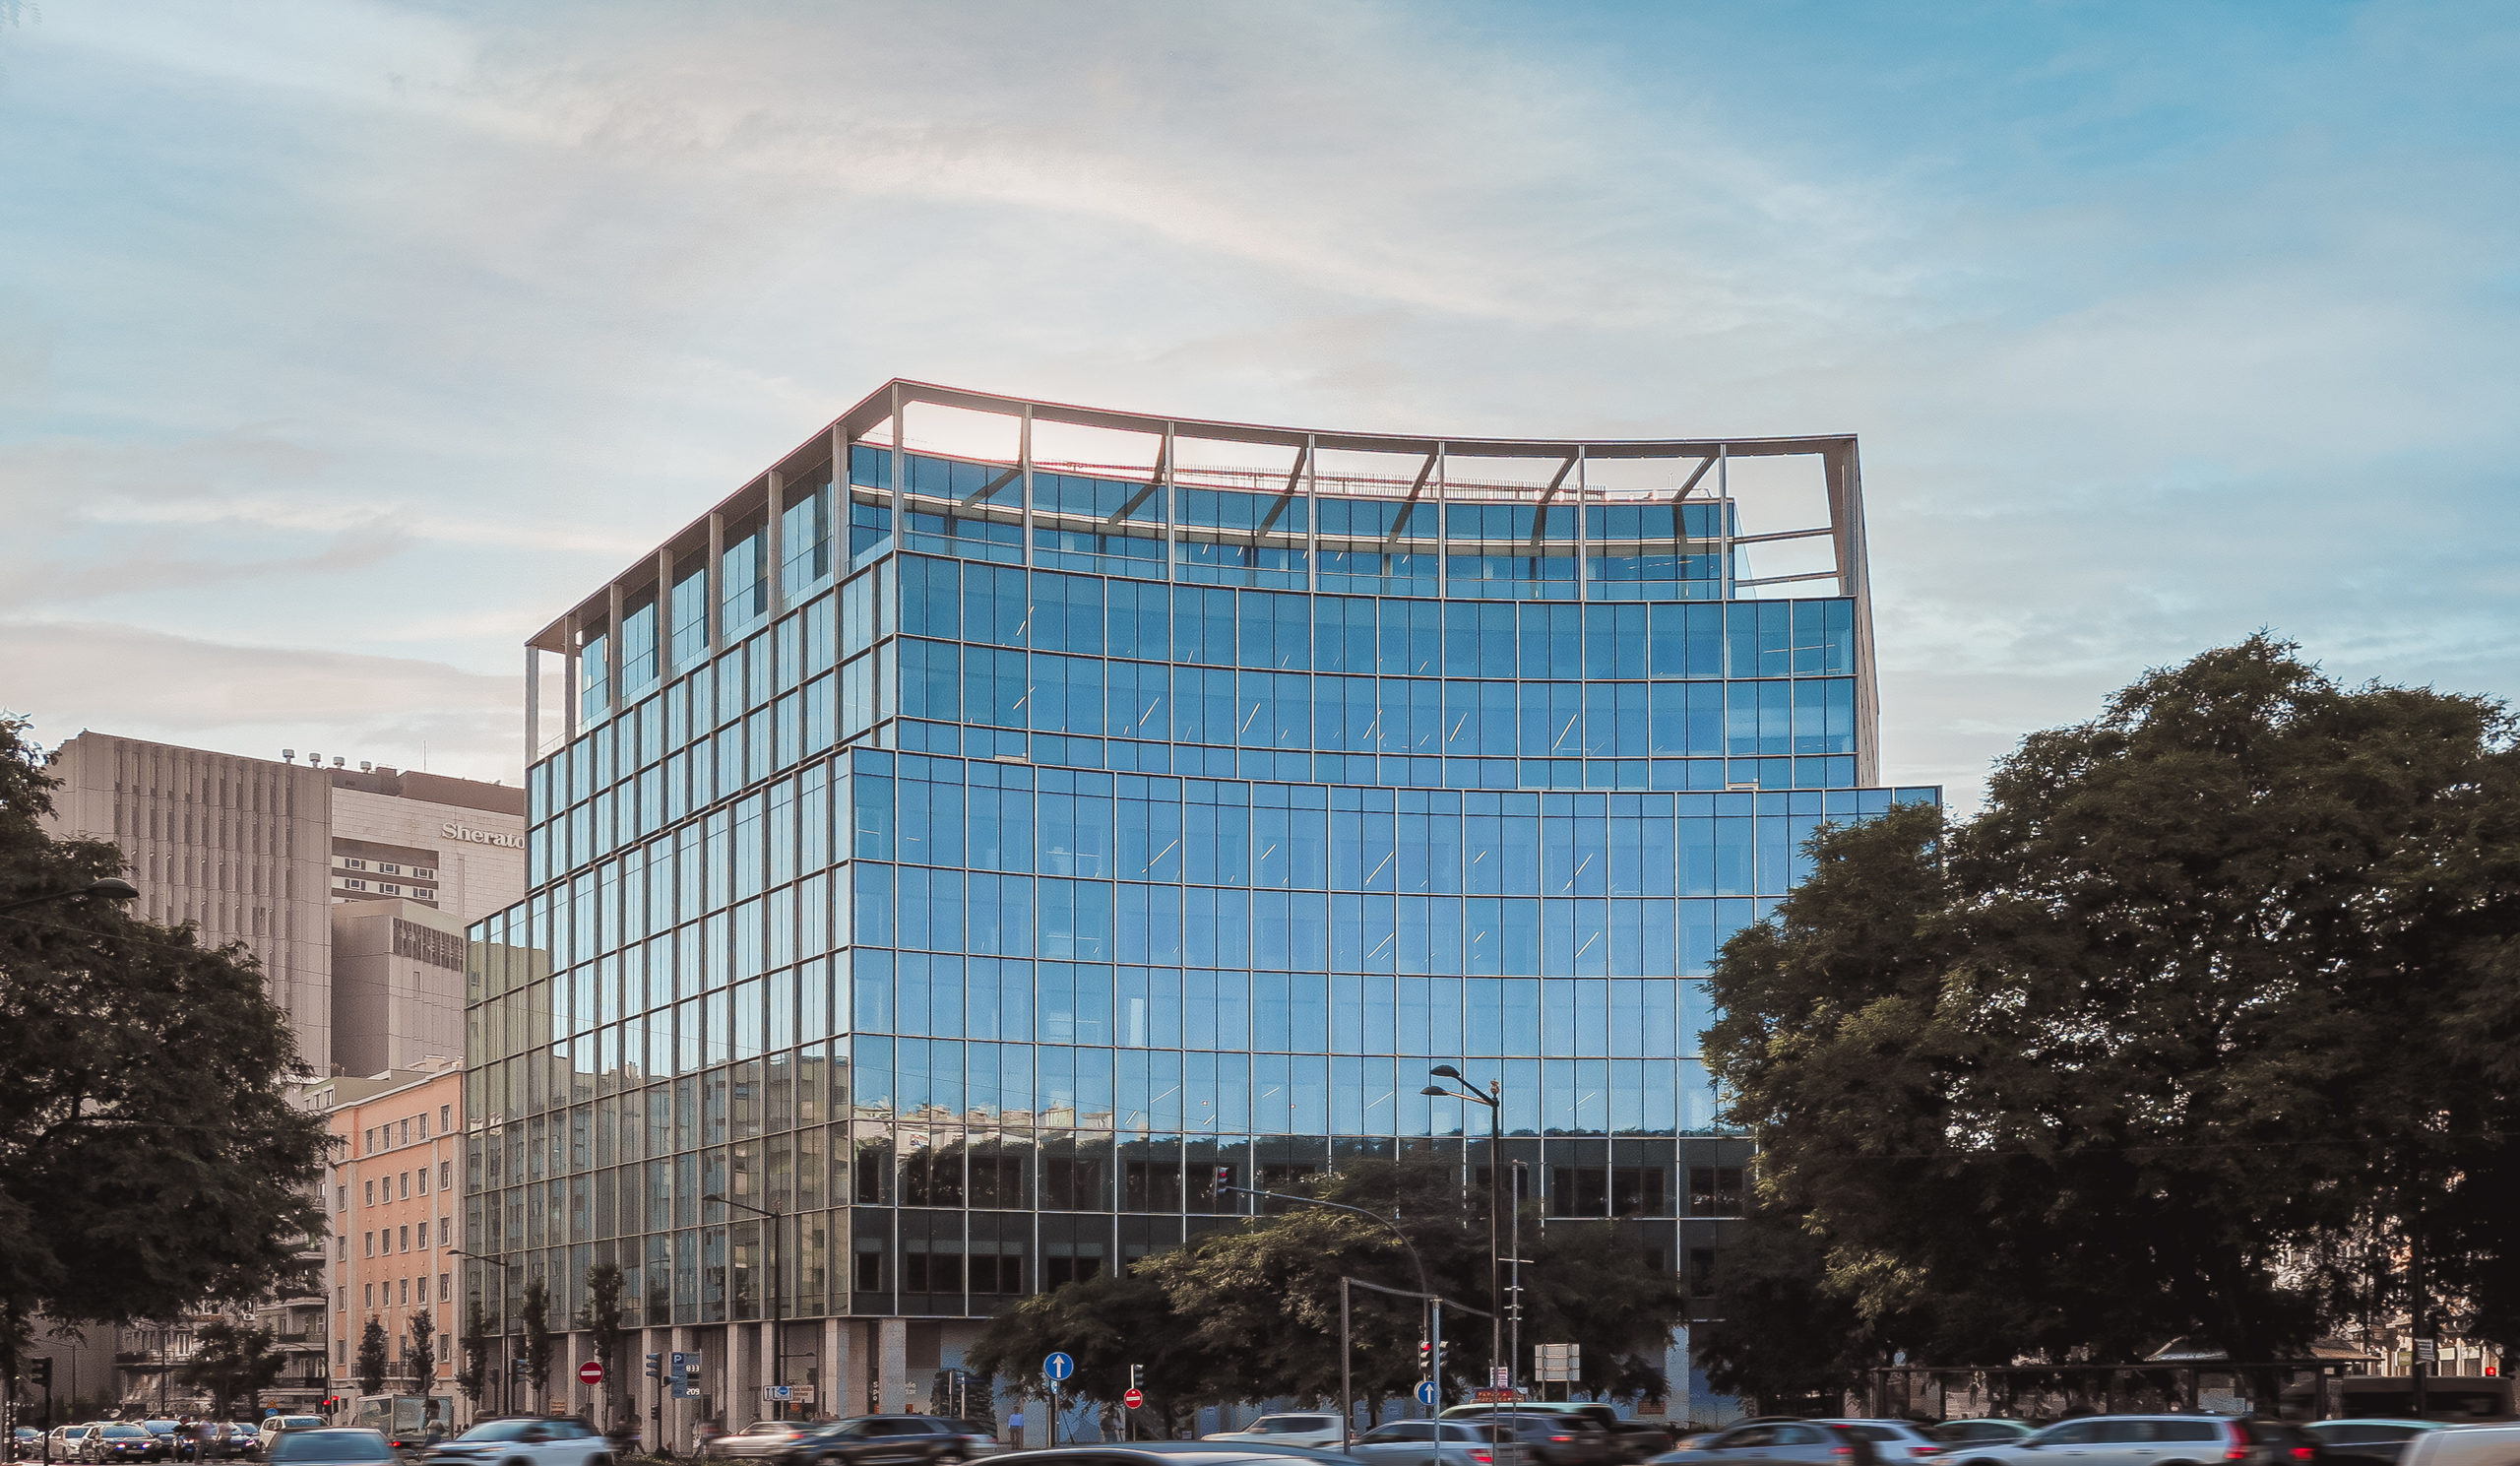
[466,383,1933,1383]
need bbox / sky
[1,0,2514,808]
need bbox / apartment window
[400,1120,410,1146]
[363,1180,374,1205]
[438,1273,450,1303]
[363,1232,374,1257]
[415,867,436,879]
[336,1184,346,1211]
[379,863,401,875]
[439,1161,452,1190]
[399,1226,410,1251]
[439,1218,452,1246]
[337,1237,347,1260]
[343,859,367,870]
[398,1279,409,1305]
[380,885,401,896]
[363,1284,373,1308]
[336,1342,346,1366]
[438,1106,451,1132]
[337,1287,346,1310]
[344,879,366,891]
[416,1115,428,1140]
[399,1173,410,1199]
[416,1169,427,1196]
[364,1129,375,1154]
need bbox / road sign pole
[1339,1275,1352,1451]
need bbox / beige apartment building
[307,1060,465,1426]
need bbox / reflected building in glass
[464,381,1937,1434]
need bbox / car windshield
[270,1433,397,1464]
[276,1420,324,1431]
[100,1427,152,1438]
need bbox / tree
[455,1302,492,1409]
[407,1308,437,1397]
[969,1271,1215,1438]
[0,718,331,1382]
[356,1317,389,1399]
[521,1279,554,1411]
[178,1320,285,1418]
[1702,638,2520,1395]
[579,1263,628,1434]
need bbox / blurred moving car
[50,1426,99,1459]
[2304,1422,2455,1466]
[1922,1426,2031,1449]
[1440,1406,1669,1464]
[1933,1416,2277,1466]
[786,1416,996,1466]
[13,1426,43,1460]
[2403,1424,2520,1466]
[419,1418,614,1466]
[1817,1422,1943,1463]
[1206,1421,1351,1452]
[1350,1420,1526,1466]
[986,1444,1363,1466]
[703,1425,812,1461]
[1652,1420,1880,1466]
[264,1432,398,1466]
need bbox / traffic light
[645,1353,662,1380]
[28,1359,50,1388]
[1129,1364,1144,1390]
[1418,1340,1432,1372]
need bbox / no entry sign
[1123,1387,1144,1410]
[578,1360,604,1385]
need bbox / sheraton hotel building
[463,381,1935,1434]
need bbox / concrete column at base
[763,1320,781,1410]
[822,1318,845,1421]
[729,1320,755,1430]
[878,1318,908,1415]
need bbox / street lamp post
[448,1250,520,1418]
[1422,1069,1505,1430]
[703,1194,783,1422]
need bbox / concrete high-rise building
[40,733,526,1075]
[469,380,1938,1441]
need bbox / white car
[256,1421,326,1455]
[1203,1414,1349,1450]
[420,1418,615,1466]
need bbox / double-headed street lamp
[1421,1067,1505,1405]
[702,1193,785,1419]
[447,1249,520,1417]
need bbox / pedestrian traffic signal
[645,1353,662,1380]
[28,1358,51,1387]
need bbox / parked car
[1351,1420,1527,1466]
[1207,1421,1352,1452]
[786,1416,996,1466]
[1652,1420,1880,1466]
[1817,1421,1944,1463]
[419,1417,614,1466]
[1441,1406,1670,1465]
[2303,1422,2456,1466]
[1923,1426,2033,1449]
[1934,1416,2271,1466]
[84,1425,167,1463]
[265,1432,398,1466]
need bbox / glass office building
[466,381,1935,1430]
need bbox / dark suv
[788,1417,994,1466]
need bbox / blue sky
[1,1,2513,805]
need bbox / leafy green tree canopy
[1701,638,2520,1396]
[0,717,331,1373]
[179,1320,286,1418]
[356,1317,389,1399]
